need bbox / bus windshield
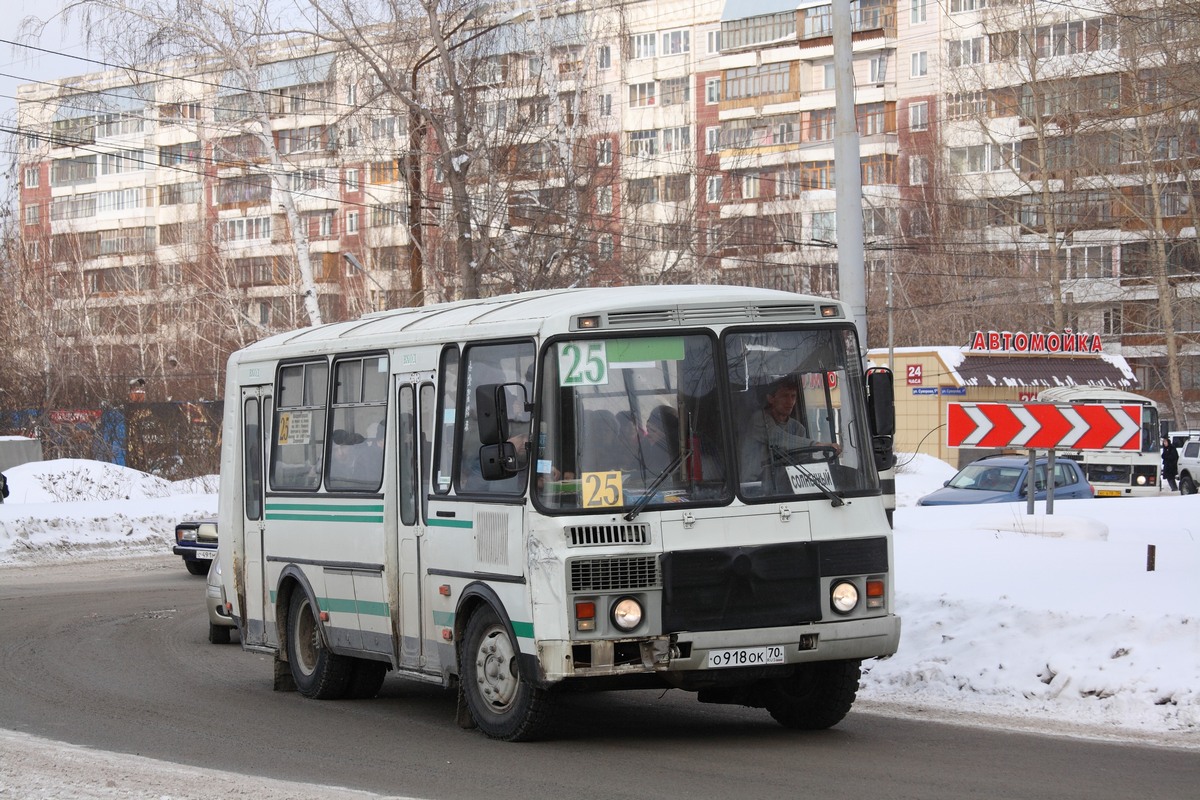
[533,327,878,512]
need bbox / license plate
[1096,489,1121,497]
[707,645,786,669]
[194,549,217,560]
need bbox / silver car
[205,543,237,644]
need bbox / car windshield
[948,464,1023,492]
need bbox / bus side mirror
[479,442,519,480]
[866,367,895,437]
[476,384,509,446]
[866,367,895,472]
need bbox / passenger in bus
[738,375,840,483]
[642,405,680,479]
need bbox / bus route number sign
[558,341,609,386]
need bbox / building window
[949,37,985,67]
[598,235,614,259]
[705,77,721,104]
[629,32,656,60]
[597,186,613,213]
[663,126,691,154]
[345,169,359,193]
[950,0,987,11]
[911,0,926,23]
[23,167,39,188]
[24,203,40,226]
[629,129,659,158]
[811,211,837,244]
[741,173,760,200]
[661,77,691,106]
[909,101,928,131]
[597,138,613,165]
[1102,306,1122,335]
[777,168,802,197]
[725,63,790,99]
[869,54,888,83]
[347,211,359,234]
[910,155,929,185]
[911,51,928,77]
[599,93,613,117]
[662,29,690,55]
[629,82,657,108]
[706,175,723,203]
[822,63,835,90]
[706,126,721,154]
[707,30,721,53]
[598,44,612,70]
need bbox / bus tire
[286,590,352,699]
[1181,475,1197,495]
[345,658,388,699]
[460,606,556,741]
[763,659,861,730]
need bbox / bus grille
[567,523,650,547]
[1086,464,1131,483]
[570,556,661,592]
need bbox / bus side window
[433,347,459,495]
[457,341,535,495]
[419,383,436,519]
[243,398,262,520]
[271,361,328,491]
[399,385,417,526]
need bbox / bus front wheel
[763,659,861,730]
[286,590,351,699]
[460,606,556,741]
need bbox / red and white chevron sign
[947,403,1143,450]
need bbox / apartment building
[12,0,1200,420]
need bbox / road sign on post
[946,403,1142,450]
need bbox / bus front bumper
[539,614,901,683]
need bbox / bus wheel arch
[455,588,556,741]
[277,569,352,699]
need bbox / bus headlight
[611,597,643,631]
[1136,475,1147,485]
[830,581,859,614]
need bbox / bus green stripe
[427,518,473,529]
[319,597,390,617]
[266,512,384,523]
[266,503,384,513]
[431,610,533,640]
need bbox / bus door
[239,385,271,646]
[396,381,436,669]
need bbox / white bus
[1036,385,1161,497]
[217,286,899,740]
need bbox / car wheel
[208,622,231,645]
[460,606,556,741]
[763,658,862,730]
[286,590,352,699]
[185,559,210,576]
[1181,475,1198,495]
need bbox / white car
[1177,438,1200,494]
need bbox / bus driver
[739,375,840,484]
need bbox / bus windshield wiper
[624,448,692,522]
[769,445,844,507]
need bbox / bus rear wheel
[287,590,351,699]
[763,659,862,730]
[460,606,556,741]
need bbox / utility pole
[832,0,867,348]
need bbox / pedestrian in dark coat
[1162,439,1179,492]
